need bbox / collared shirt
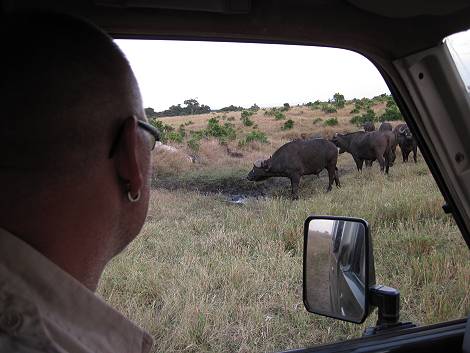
[0,228,153,353]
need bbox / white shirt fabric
[0,228,153,353]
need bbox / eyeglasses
[109,118,161,158]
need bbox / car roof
[3,0,470,58]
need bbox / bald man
[0,12,158,353]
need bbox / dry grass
[98,103,470,353]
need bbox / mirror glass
[304,218,367,323]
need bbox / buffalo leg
[326,166,335,192]
[376,154,385,172]
[290,175,301,200]
[384,151,390,174]
[334,167,341,188]
[354,158,364,171]
[402,149,407,163]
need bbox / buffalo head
[247,158,272,181]
[331,133,347,154]
[398,125,413,140]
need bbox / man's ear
[114,116,143,199]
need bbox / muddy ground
[152,164,356,200]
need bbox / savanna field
[98,97,470,353]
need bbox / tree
[332,93,345,108]
[144,107,156,118]
[183,98,200,115]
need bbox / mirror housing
[303,215,376,324]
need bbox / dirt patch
[153,164,355,199]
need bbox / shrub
[350,107,360,114]
[166,131,184,143]
[249,103,260,112]
[282,119,294,130]
[312,117,323,124]
[321,103,337,114]
[379,106,402,121]
[323,117,338,126]
[206,118,236,144]
[187,137,200,151]
[264,108,274,116]
[227,116,235,121]
[184,120,194,126]
[281,103,290,111]
[274,111,286,120]
[239,131,269,146]
[149,119,175,143]
[350,108,377,126]
[332,93,345,108]
[240,110,254,126]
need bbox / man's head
[0,12,154,290]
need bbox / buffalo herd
[247,122,418,199]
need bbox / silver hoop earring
[127,190,141,202]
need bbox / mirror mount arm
[363,285,416,336]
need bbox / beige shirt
[0,228,153,353]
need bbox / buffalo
[363,122,375,132]
[247,138,340,199]
[379,122,393,131]
[332,131,393,174]
[394,124,417,163]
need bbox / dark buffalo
[363,122,375,132]
[247,138,340,199]
[394,124,418,163]
[332,131,393,174]
[364,130,397,167]
[379,122,393,131]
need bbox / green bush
[379,106,402,121]
[350,107,360,114]
[149,119,175,143]
[206,118,236,144]
[241,110,254,126]
[274,111,286,120]
[239,131,269,146]
[249,103,260,112]
[321,103,337,114]
[166,131,184,143]
[312,117,323,124]
[350,108,377,126]
[332,93,345,108]
[282,119,294,130]
[264,108,276,116]
[187,137,200,151]
[323,117,338,126]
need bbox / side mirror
[303,216,376,324]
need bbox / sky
[116,31,470,112]
[116,40,390,111]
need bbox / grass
[98,102,470,353]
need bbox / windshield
[97,40,470,353]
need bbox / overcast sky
[116,31,470,111]
[116,40,390,111]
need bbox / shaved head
[0,12,153,290]
[0,12,143,177]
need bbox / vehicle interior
[1,1,470,352]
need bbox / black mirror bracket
[363,285,416,336]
